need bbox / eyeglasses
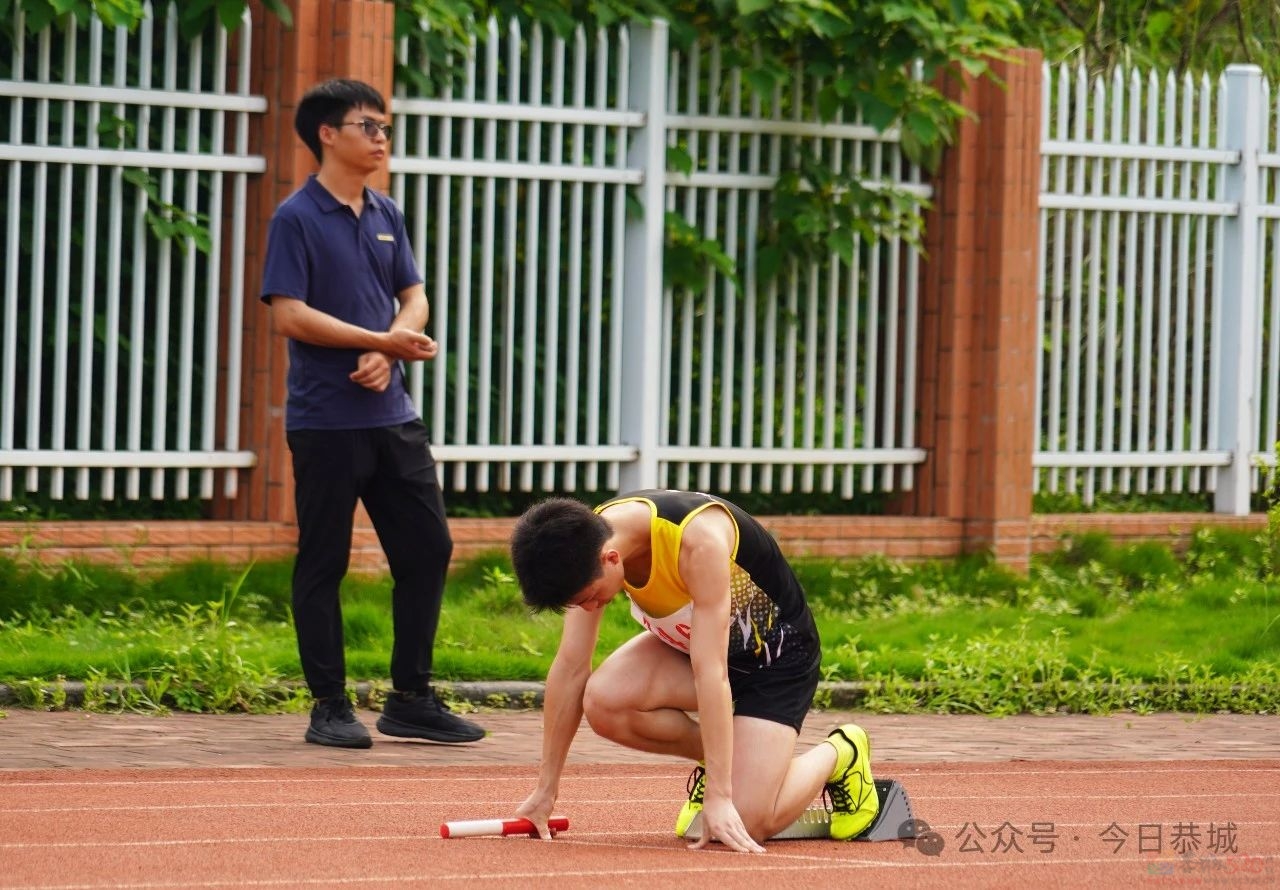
[336,118,393,140]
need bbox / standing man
[509,490,880,852]
[261,79,483,749]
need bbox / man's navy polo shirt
[261,175,424,432]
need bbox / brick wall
[2,513,1265,573]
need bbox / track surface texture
[2,709,1277,889]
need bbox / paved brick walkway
[2,706,1277,770]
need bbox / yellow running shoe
[673,763,706,838]
[824,724,879,840]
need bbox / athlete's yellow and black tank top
[596,489,820,674]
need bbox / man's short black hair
[294,78,387,163]
[510,497,612,613]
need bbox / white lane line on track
[7,789,1277,815]
[3,764,1277,789]
[0,775,685,788]
[0,798,676,814]
[1,852,1277,889]
[3,822,1278,852]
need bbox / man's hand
[379,329,438,361]
[349,352,394,392]
[687,793,765,854]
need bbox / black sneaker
[305,695,373,749]
[376,688,486,743]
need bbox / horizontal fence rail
[1035,63,1280,512]
[0,2,259,506]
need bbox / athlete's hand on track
[688,795,765,854]
[514,788,560,841]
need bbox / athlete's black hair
[510,497,612,613]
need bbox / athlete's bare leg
[582,633,701,758]
[584,634,841,843]
[730,716,838,840]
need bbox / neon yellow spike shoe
[673,763,706,838]
[824,724,879,840]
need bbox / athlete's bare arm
[679,506,764,854]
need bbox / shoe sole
[305,727,373,749]
[375,715,485,744]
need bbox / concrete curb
[0,680,876,711]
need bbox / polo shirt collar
[302,174,387,215]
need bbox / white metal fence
[1037,63,1280,512]
[0,3,261,504]
[5,10,1278,515]
[391,20,928,500]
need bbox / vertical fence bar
[718,65,742,494]
[149,9,179,500]
[900,65,923,493]
[880,140,904,492]
[738,52,763,495]
[431,49,454,484]
[696,44,721,493]
[1153,71,1177,492]
[757,82,782,494]
[499,20,521,491]
[1034,63,1049,496]
[1214,65,1263,514]
[1046,64,1068,494]
[841,103,865,498]
[1,10,25,501]
[1135,70,1159,494]
[1064,65,1085,496]
[99,22,126,499]
[1119,69,1141,493]
[177,24,201,500]
[606,29,629,493]
[123,13,155,499]
[452,35,478,490]
[584,28,609,491]
[518,27,543,491]
[75,17,103,499]
[220,16,248,500]
[468,20,499,492]
[673,42,697,491]
[562,26,588,490]
[820,80,843,494]
[1266,81,1280,480]
[1172,73,1194,491]
[49,26,77,499]
[860,109,883,493]
[540,34,566,491]
[617,22,668,493]
[184,33,208,501]
[1082,73,1104,504]
[1101,67,1123,493]
[1190,74,1213,491]
[1252,79,1275,485]
[24,28,51,494]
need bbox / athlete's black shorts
[728,650,821,733]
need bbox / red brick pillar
[220,0,397,521]
[897,50,1042,569]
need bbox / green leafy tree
[1014,0,1280,79]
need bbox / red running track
[3,759,1277,889]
